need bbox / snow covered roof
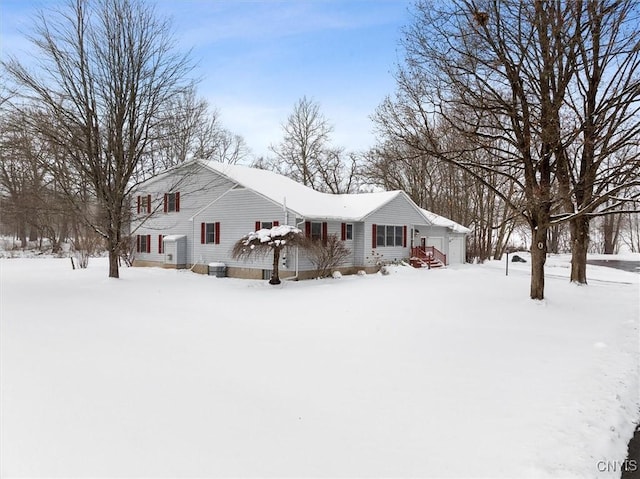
[195,161,470,233]
[201,160,403,221]
[163,235,186,242]
[419,208,471,234]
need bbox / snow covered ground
[1,254,638,477]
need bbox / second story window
[137,194,151,214]
[164,192,180,213]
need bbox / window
[205,223,216,244]
[136,234,151,253]
[341,222,353,241]
[305,221,327,243]
[164,192,180,212]
[201,222,220,244]
[311,222,322,241]
[255,221,279,231]
[374,225,406,247]
[137,194,151,214]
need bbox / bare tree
[231,225,306,285]
[142,85,249,176]
[269,96,331,187]
[262,96,359,193]
[3,0,194,278]
[621,210,640,253]
[0,106,50,247]
[556,0,640,282]
[373,0,640,299]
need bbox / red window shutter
[136,235,141,253]
[255,221,261,231]
[158,235,163,254]
[175,192,180,212]
[137,196,141,214]
[201,222,205,244]
[341,223,346,241]
[146,235,151,253]
[273,221,279,227]
[163,193,168,213]
[215,222,220,244]
[147,194,151,214]
[403,225,407,248]
[305,221,311,238]
[372,224,377,248]
[322,222,328,245]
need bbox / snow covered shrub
[380,265,391,276]
[332,271,342,279]
[356,270,366,276]
[305,234,351,278]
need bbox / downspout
[189,218,198,271]
[286,216,306,281]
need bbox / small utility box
[208,262,227,277]
[163,235,187,268]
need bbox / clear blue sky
[1,0,412,159]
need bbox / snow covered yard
[1,256,638,478]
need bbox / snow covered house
[131,160,470,278]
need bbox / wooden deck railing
[410,246,447,268]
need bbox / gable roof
[200,160,404,221]
[186,160,469,233]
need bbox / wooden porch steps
[410,257,444,269]
[410,246,447,269]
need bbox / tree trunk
[530,224,548,300]
[570,216,589,284]
[108,246,120,278]
[602,213,621,254]
[108,221,120,278]
[270,247,281,285]
[17,218,27,249]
